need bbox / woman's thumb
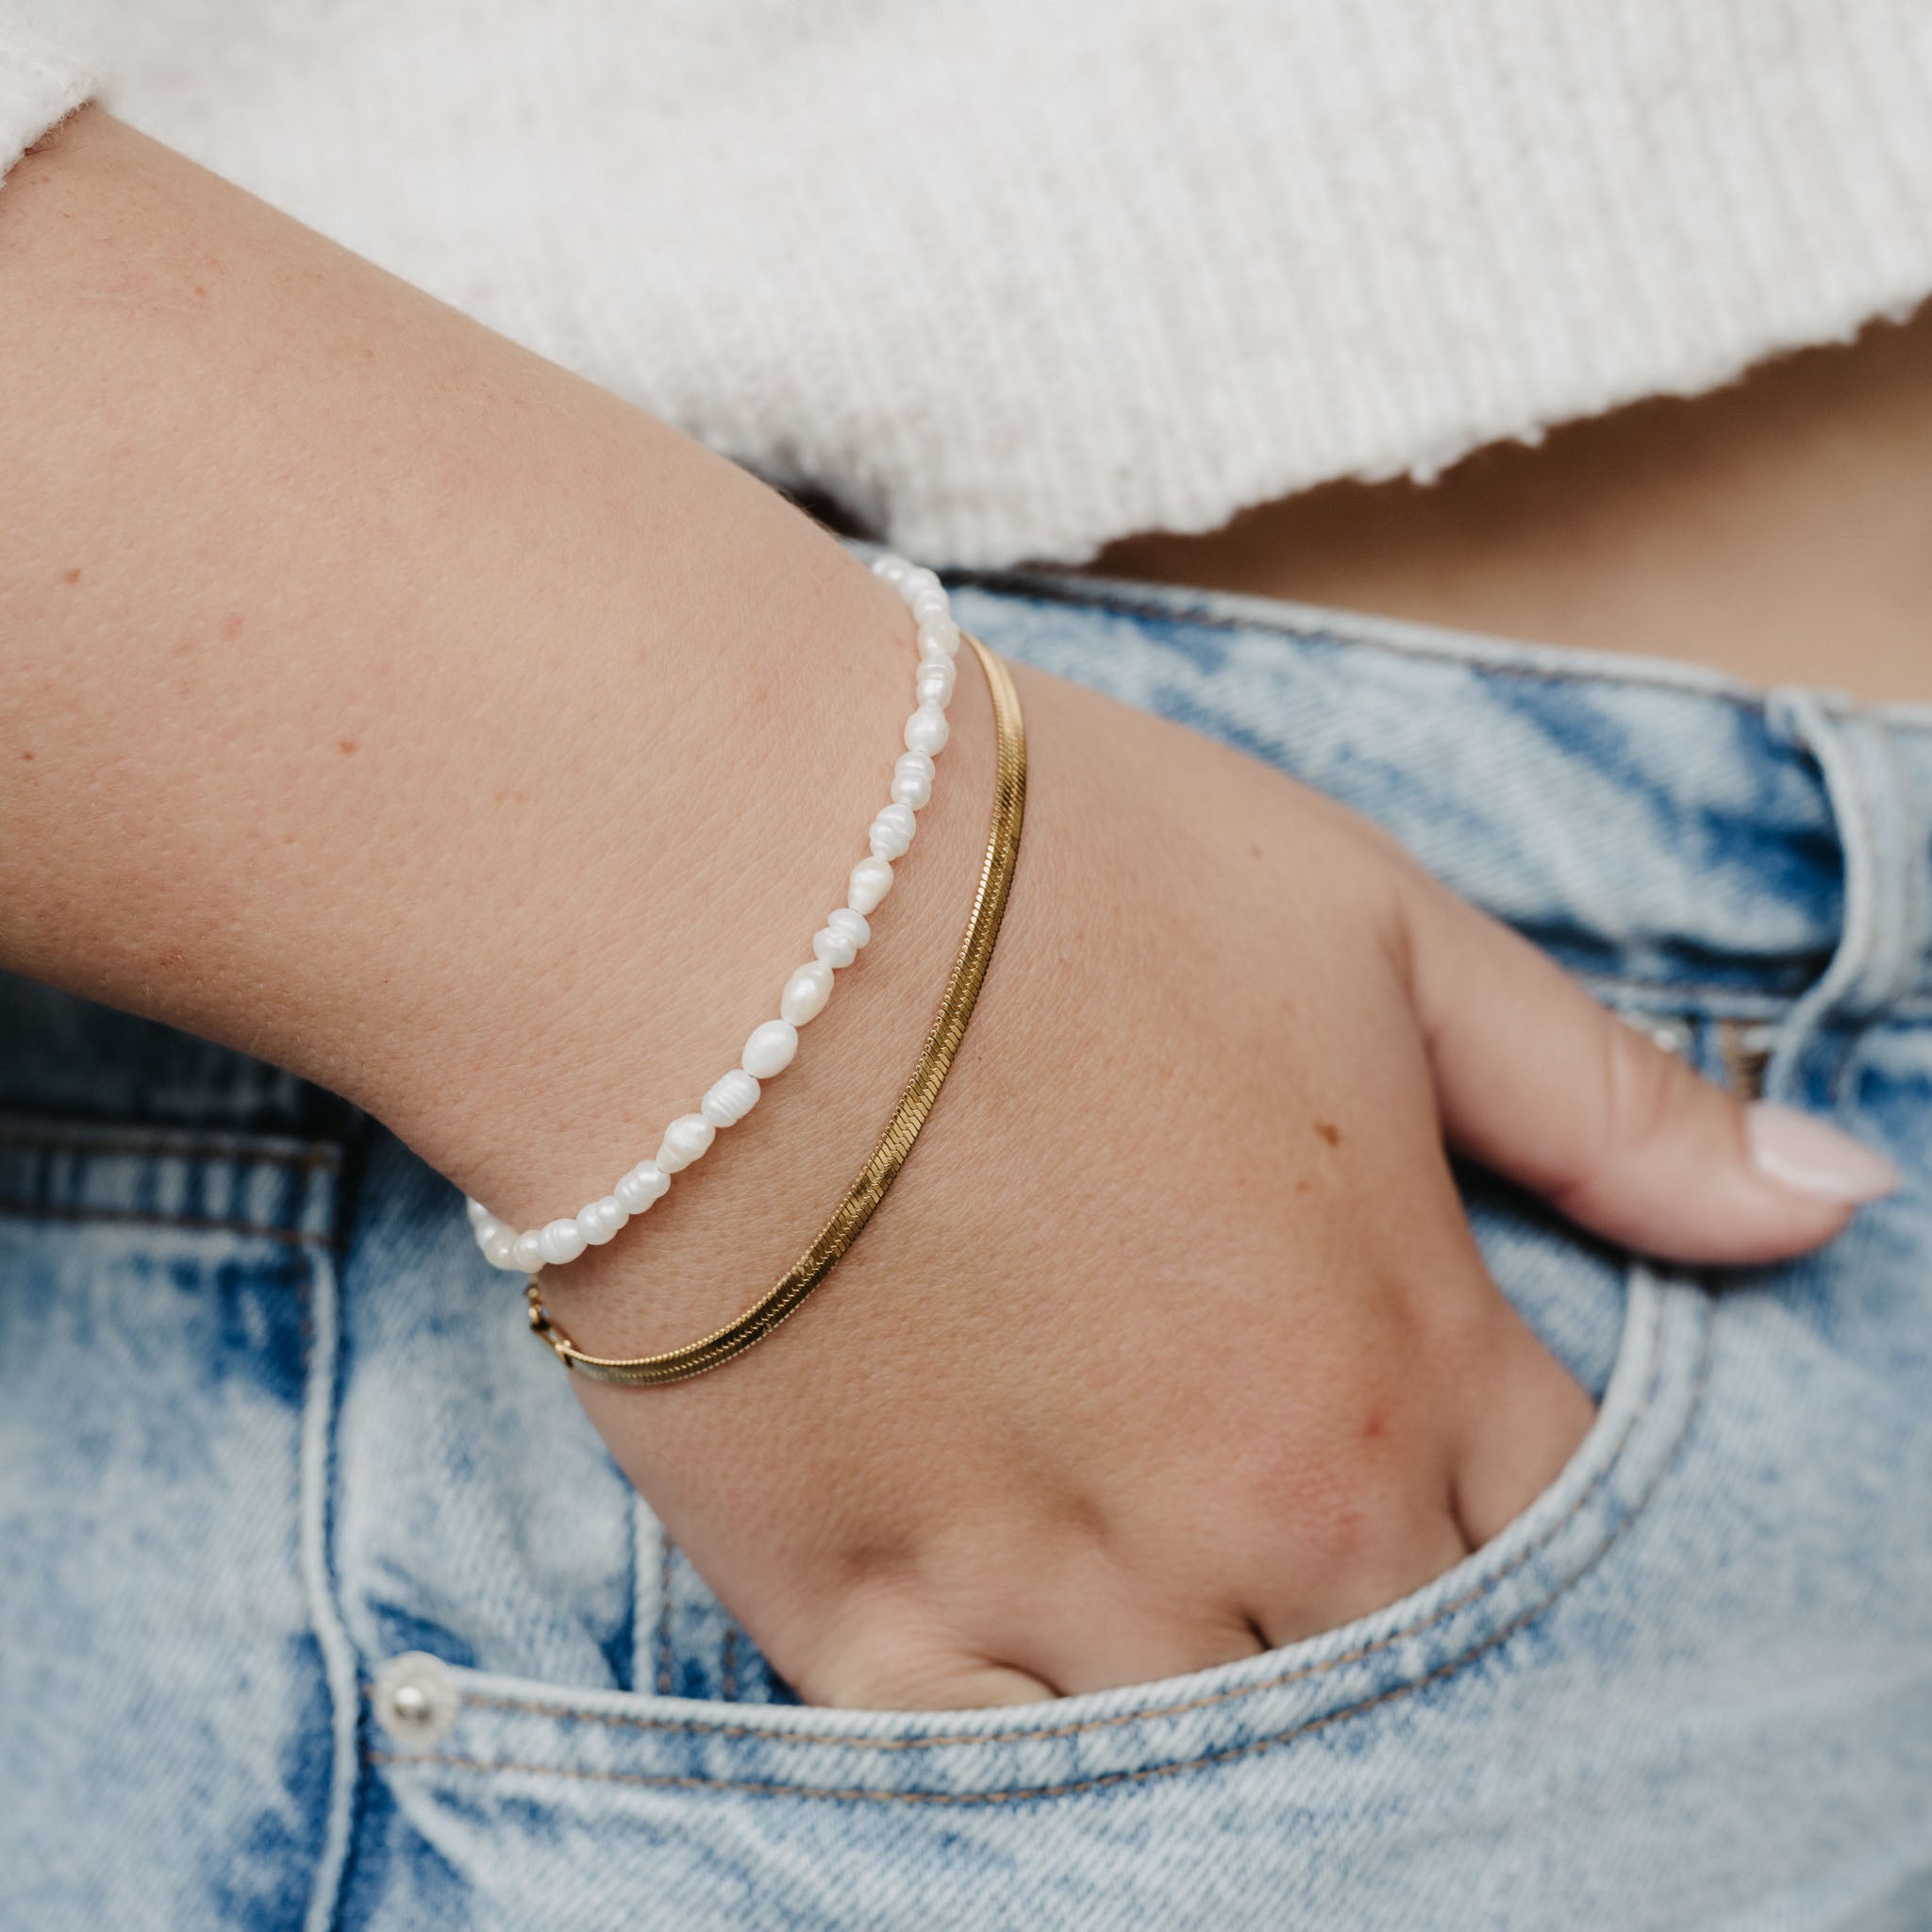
[1401,874,1898,1266]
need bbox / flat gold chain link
[525,631,1026,1386]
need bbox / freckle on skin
[1362,1411,1386,1441]
[62,567,80,584]
[157,945,187,971]
[1315,1121,1341,1146]
[337,739,358,756]
[19,750,34,762]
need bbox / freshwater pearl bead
[781,959,835,1024]
[916,659,956,709]
[904,707,950,756]
[701,1068,761,1126]
[869,802,917,860]
[813,924,858,968]
[848,856,893,915]
[891,751,935,809]
[827,906,871,948]
[917,614,960,657]
[578,1196,627,1244]
[475,556,964,1272]
[614,1161,670,1212]
[657,1112,717,1173]
[742,1019,800,1079]
[539,1218,589,1267]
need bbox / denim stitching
[0,1197,341,1248]
[1819,721,1924,1111]
[297,1223,363,1931]
[1878,723,1932,1008]
[402,1286,1682,1757]
[655,1533,675,1698]
[619,1491,639,1696]
[0,1124,341,1169]
[1831,710,1877,1120]
[1764,700,1908,1108]
[366,1291,1711,1805]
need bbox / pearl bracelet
[525,631,1026,1384]
[463,555,960,1274]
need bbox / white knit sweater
[7,2,1932,567]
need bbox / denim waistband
[0,1114,342,1248]
[944,568,1932,1026]
[0,971,359,1175]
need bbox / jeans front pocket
[345,1234,1712,1932]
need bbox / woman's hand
[529,655,1893,1709]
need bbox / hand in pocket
[545,666,1893,1708]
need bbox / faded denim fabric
[3,573,1929,1930]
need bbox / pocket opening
[366,1266,1714,1805]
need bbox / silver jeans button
[372,1651,460,1748]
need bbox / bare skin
[0,109,1890,1710]
[1097,303,1932,705]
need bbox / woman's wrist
[0,106,999,1300]
[488,586,1001,1358]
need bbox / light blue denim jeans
[4,573,1930,1930]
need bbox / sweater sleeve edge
[0,22,101,194]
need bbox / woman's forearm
[0,108,993,1250]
